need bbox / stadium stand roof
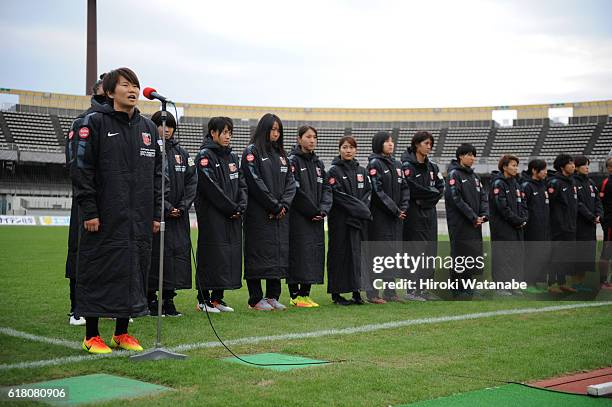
[0,88,610,174]
[2,88,612,123]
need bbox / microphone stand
[132,100,186,361]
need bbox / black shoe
[332,295,353,306]
[162,299,182,317]
[148,299,159,316]
[352,296,365,305]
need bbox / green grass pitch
[0,226,611,406]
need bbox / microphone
[143,87,172,103]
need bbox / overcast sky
[1,0,611,108]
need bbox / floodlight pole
[85,0,97,95]
[132,101,186,361]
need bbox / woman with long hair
[241,113,296,310]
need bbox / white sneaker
[265,298,286,310]
[212,300,234,312]
[69,314,86,326]
[196,302,221,313]
[249,299,274,311]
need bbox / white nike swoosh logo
[342,176,347,179]
[107,132,119,137]
[461,179,468,183]
[416,174,422,178]
[215,164,220,167]
[384,170,390,173]
[533,192,538,195]
[563,187,568,191]
[262,157,269,161]
[301,168,307,171]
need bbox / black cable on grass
[512,381,608,397]
[352,360,602,398]
[190,243,343,367]
[194,242,612,390]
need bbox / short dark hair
[455,143,477,159]
[92,79,104,95]
[553,153,573,171]
[338,136,357,149]
[411,131,434,150]
[207,117,233,137]
[372,131,392,154]
[298,125,317,138]
[527,158,547,175]
[573,155,590,167]
[498,154,519,172]
[251,113,286,156]
[150,110,177,129]
[102,67,140,96]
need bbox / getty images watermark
[370,252,525,291]
[360,241,607,300]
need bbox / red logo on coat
[78,127,89,139]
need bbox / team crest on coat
[316,167,321,176]
[68,130,74,140]
[229,162,237,172]
[396,168,402,177]
[357,174,364,182]
[200,158,209,167]
[280,156,287,166]
[142,132,151,146]
[175,154,182,164]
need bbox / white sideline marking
[1,301,610,370]
[0,327,82,350]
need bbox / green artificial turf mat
[222,352,328,371]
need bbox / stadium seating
[0,109,609,170]
[2,112,61,152]
[489,126,542,158]
[591,122,612,157]
[539,124,596,158]
[440,127,489,158]
[58,115,75,139]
